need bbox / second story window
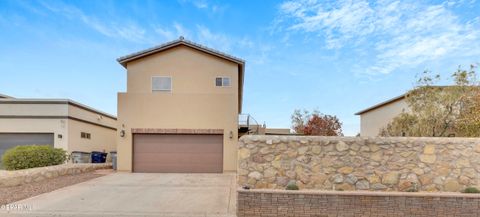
[152,76,172,92]
[215,77,231,87]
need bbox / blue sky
[1,0,479,135]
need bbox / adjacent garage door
[0,133,54,158]
[133,134,223,173]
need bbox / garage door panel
[134,143,222,154]
[133,134,223,173]
[133,163,223,173]
[134,153,222,164]
[0,133,54,158]
[135,135,222,154]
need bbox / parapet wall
[238,136,480,192]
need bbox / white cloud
[173,22,191,38]
[178,0,226,13]
[38,1,150,43]
[192,0,208,9]
[196,25,233,51]
[277,0,480,75]
[153,23,256,55]
[154,27,175,40]
[153,22,191,41]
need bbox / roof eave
[239,64,244,114]
[117,39,245,68]
[355,94,406,115]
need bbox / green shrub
[463,187,480,193]
[2,145,67,170]
[286,183,299,190]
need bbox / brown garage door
[133,134,223,173]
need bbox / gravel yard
[0,171,105,205]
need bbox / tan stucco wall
[0,103,68,116]
[0,118,69,150]
[117,45,239,172]
[66,104,117,154]
[68,104,117,128]
[359,99,408,136]
[67,119,116,154]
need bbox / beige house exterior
[355,95,408,137]
[116,38,244,173]
[0,97,117,157]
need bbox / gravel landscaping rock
[0,171,105,205]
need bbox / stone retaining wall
[237,189,480,217]
[0,163,112,187]
[238,136,480,192]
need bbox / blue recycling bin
[91,151,107,163]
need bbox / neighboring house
[0,94,13,99]
[355,95,408,137]
[238,116,292,136]
[252,125,292,135]
[116,37,244,173]
[0,96,117,158]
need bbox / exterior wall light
[229,131,233,139]
[120,130,125,137]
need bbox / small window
[216,77,223,86]
[81,132,91,139]
[152,76,172,92]
[215,77,231,87]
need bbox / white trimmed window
[152,76,172,92]
[215,77,231,87]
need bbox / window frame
[81,132,91,140]
[151,76,173,92]
[215,76,231,87]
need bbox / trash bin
[110,151,117,170]
[91,151,108,163]
[71,151,91,163]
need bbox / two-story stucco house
[116,38,244,173]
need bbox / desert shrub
[463,187,480,193]
[2,145,67,170]
[286,183,299,190]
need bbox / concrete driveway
[1,173,236,217]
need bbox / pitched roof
[117,37,245,67]
[116,37,245,113]
[355,85,480,115]
[355,94,406,115]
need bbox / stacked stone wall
[238,136,480,192]
[0,163,111,187]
